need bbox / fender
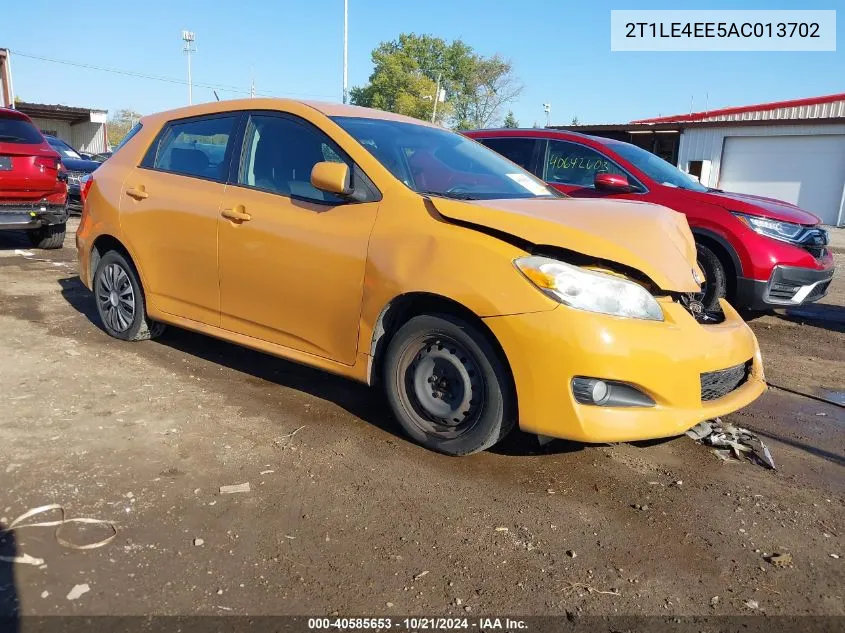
[691,227,744,277]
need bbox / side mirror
[311,161,352,196]
[595,172,634,193]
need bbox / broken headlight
[515,256,664,321]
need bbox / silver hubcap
[97,263,135,332]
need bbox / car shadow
[0,522,20,631]
[0,229,33,251]
[59,275,584,456]
[779,303,845,334]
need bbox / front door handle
[125,186,149,200]
[221,206,251,222]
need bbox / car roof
[0,107,34,121]
[139,98,440,128]
[465,127,621,146]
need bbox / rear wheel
[383,314,515,455]
[695,243,728,311]
[93,251,166,341]
[27,222,66,249]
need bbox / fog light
[572,378,610,405]
[571,377,655,408]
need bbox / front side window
[545,140,626,187]
[238,114,351,204]
[610,142,708,192]
[478,137,542,173]
[332,117,557,200]
[151,115,236,181]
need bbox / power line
[9,50,340,100]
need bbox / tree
[351,33,522,129]
[503,111,519,128]
[107,109,142,147]
[570,115,580,126]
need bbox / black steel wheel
[384,314,515,455]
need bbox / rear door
[119,112,241,325]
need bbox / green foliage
[351,33,521,129]
[503,111,519,128]
[107,108,142,147]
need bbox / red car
[0,107,68,249]
[465,129,835,311]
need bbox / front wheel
[93,251,166,341]
[695,243,728,311]
[383,314,515,455]
[27,222,66,249]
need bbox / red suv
[466,129,835,311]
[0,107,68,248]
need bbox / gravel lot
[0,218,842,619]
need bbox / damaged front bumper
[484,299,766,443]
[0,202,68,230]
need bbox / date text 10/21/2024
[307,617,528,630]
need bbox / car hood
[696,189,820,225]
[430,197,702,292]
[61,157,100,172]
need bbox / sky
[2,0,843,127]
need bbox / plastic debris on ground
[686,418,776,469]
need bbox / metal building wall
[678,123,845,188]
[29,116,107,154]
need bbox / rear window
[0,116,44,144]
[144,115,237,182]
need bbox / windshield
[47,137,82,160]
[332,116,558,200]
[610,142,708,192]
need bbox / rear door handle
[125,187,149,200]
[221,206,251,222]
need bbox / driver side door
[217,112,380,366]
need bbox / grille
[700,361,751,402]
[66,170,88,184]
[807,280,831,301]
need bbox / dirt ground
[0,218,842,620]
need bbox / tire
[383,313,515,456]
[695,243,728,312]
[28,222,66,249]
[93,250,166,341]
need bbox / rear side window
[146,115,237,181]
[0,116,44,144]
[478,137,542,174]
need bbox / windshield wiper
[418,190,480,201]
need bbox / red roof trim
[632,92,845,124]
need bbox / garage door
[718,135,845,226]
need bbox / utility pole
[250,67,256,99]
[543,103,551,127]
[342,0,348,104]
[431,72,442,123]
[182,30,196,105]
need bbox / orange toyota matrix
[77,100,766,455]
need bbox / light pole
[543,103,551,127]
[342,0,348,104]
[182,30,196,105]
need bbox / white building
[16,101,109,155]
[562,93,845,226]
